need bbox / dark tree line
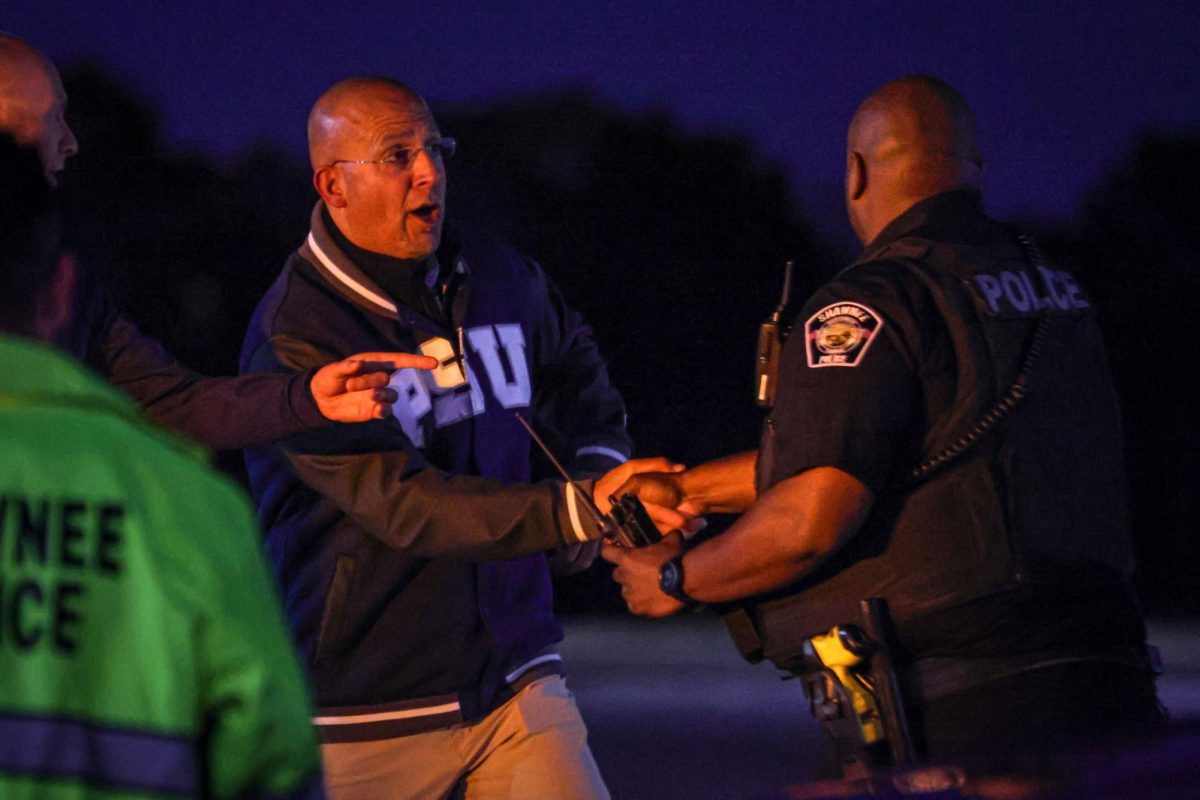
[56,63,1200,614]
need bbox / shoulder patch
[804,302,884,368]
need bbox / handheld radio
[514,413,661,548]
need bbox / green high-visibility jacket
[0,336,324,799]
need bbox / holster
[792,598,917,779]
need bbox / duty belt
[902,646,1163,704]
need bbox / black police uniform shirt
[755,189,1146,663]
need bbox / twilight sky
[9,1,1199,243]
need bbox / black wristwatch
[658,555,697,605]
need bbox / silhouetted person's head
[0,134,74,339]
[0,33,78,186]
[845,76,983,245]
[308,77,451,260]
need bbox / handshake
[518,414,706,614]
[591,458,706,546]
[516,414,703,547]
[545,457,703,605]
[590,458,706,617]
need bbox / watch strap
[658,554,697,605]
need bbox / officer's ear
[313,165,348,209]
[846,150,867,201]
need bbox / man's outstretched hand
[311,352,438,422]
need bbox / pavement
[558,614,1200,800]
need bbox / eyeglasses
[331,138,457,171]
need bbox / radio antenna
[514,413,608,528]
[776,260,794,319]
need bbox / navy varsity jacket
[241,203,629,742]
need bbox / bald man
[605,76,1163,776]
[242,77,642,798]
[0,33,434,448]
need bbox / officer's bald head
[845,76,983,244]
[0,33,53,103]
[307,76,431,169]
[0,33,78,185]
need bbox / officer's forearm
[679,450,759,514]
[679,466,873,602]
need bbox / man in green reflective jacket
[0,138,326,798]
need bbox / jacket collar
[301,202,471,331]
[858,189,986,262]
[1,335,132,410]
[0,335,203,457]
[302,202,405,318]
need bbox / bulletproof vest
[728,233,1134,671]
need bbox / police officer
[0,137,326,799]
[602,76,1164,767]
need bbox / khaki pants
[321,675,609,800]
